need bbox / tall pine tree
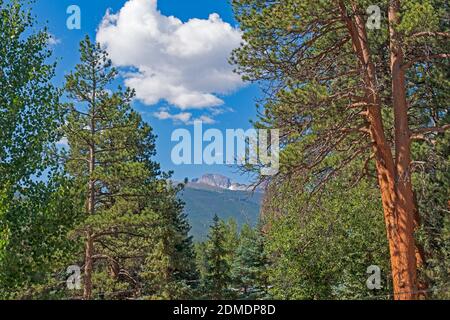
[63,37,195,300]
[231,0,450,299]
[203,215,232,299]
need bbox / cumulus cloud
[196,115,216,124]
[153,109,217,125]
[154,110,193,124]
[96,0,243,110]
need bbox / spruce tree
[231,224,268,299]
[204,215,232,299]
[195,241,209,287]
[223,218,239,271]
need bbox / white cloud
[96,0,243,110]
[47,33,61,46]
[210,106,234,116]
[196,115,216,124]
[154,110,192,124]
[153,110,217,125]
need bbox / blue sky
[32,0,261,184]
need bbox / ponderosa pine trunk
[339,0,419,300]
[83,232,94,299]
[387,0,419,299]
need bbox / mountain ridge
[188,173,264,192]
[178,174,263,240]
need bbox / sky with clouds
[34,0,261,183]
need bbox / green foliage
[232,0,449,300]
[414,134,450,299]
[407,8,450,298]
[63,36,196,299]
[231,224,269,299]
[263,173,391,299]
[413,125,450,298]
[196,217,269,300]
[0,0,68,298]
[201,215,234,299]
[399,0,440,34]
[0,177,83,299]
[1,0,448,301]
[0,0,61,186]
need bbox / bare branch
[411,124,450,135]
[403,53,450,70]
[410,31,450,39]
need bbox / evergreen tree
[172,209,199,292]
[203,215,232,299]
[232,0,450,299]
[231,224,269,299]
[414,130,450,299]
[195,241,209,288]
[223,218,239,271]
[63,36,194,299]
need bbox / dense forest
[0,0,449,300]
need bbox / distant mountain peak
[181,173,265,239]
[194,173,231,189]
[188,173,263,192]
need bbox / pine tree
[171,208,199,292]
[223,218,239,270]
[203,215,232,299]
[139,188,198,299]
[195,241,209,287]
[63,36,194,299]
[231,224,268,299]
[231,0,450,299]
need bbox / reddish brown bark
[387,0,419,299]
[413,200,428,299]
[338,0,419,300]
[83,232,94,300]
